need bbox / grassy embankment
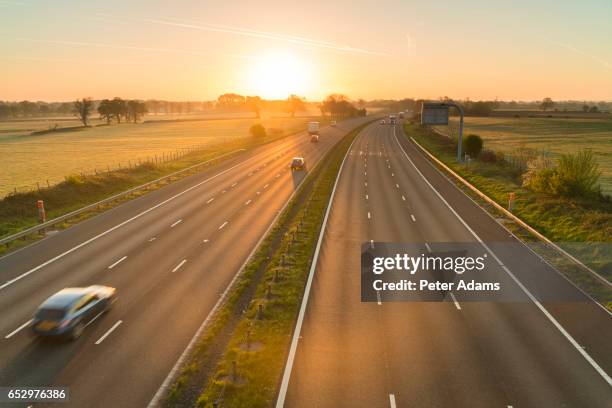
[162,123,369,407]
[0,116,327,256]
[405,122,612,310]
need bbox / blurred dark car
[32,285,117,340]
[291,157,306,171]
[310,134,319,143]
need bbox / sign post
[421,102,465,162]
[37,200,46,235]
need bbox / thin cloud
[546,38,610,70]
[104,14,392,57]
[10,37,248,59]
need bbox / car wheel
[71,322,85,340]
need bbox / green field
[0,115,319,197]
[435,116,612,195]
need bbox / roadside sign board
[421,103,449,125]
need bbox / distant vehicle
[32,286,117,340]
[330,120,337,127]
[291,157,306,171]
[379,119,385,125]
[308,121,320,135]
[310,134,319,143]
[389,114,397,125]
[399,111,405,119]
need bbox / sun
[245,51,312,99]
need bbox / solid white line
[170,219,182,228]
[108,256,127,269]
[0,150,261,291]
[376,290,382,305]
[370,240,374,249]
[5,319,32,339]
[172,259,187,273]
[389,394,397,408]
[449,292,462,310]
[410,214,416,222]
[245,200,252,205]
[425,242,432,253]
[95,320,122,345]
[206,197,215,204]
[276,126,361,408]
[218,221,228,230]
[393,127,612,387]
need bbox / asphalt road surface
[0,117,370,408]
[281,121,611,407]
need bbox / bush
[249,123,266,138]
[523,149,601,198]
[522,155,555,193]
[549,150,601,198]
[479,149,497,163]
[463,134,483,157]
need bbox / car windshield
[36,308,66,320]
[292,159,302,165]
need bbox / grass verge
[161,122,369,407]
[0,124,318,257]
[404,122,612,310]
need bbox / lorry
[388,114,397,125]
[399,111,405,119]
[308,121,320,135]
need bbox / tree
[217,93,245,108]
[540,97,554,111]
[126,100,148,123]
[249,123,266,137]
[73,98,93,126]
[110,97,127,123]
[286,94,305,117]
[0,103,11,120]
[582,104,590,112]
[463,134,483,157]
[98,99,114,124]
[246,96,262,118]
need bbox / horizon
[1,1,611,101]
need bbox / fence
[5,144,216,196]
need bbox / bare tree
[73,98,93,126]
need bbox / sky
[0,0,611,102]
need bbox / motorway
[0,117,369,407]
[281,122,612,407]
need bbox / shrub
[479,149,497,163]
[549,150,601,198]
[249,123,266,138]
[522,154,555,193]
[523,150,602,199]
[463,134,483,157]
